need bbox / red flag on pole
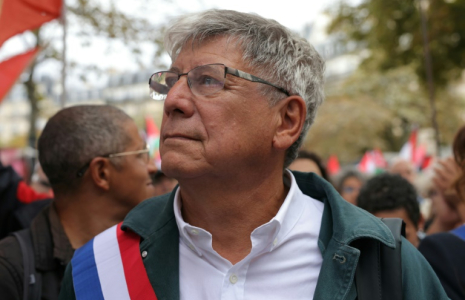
[0,47,39,103]
[0,0,62,47]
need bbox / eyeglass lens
[150,64,226,100]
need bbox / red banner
[0,0,62,46]
[0,47,39,103]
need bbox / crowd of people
[289,138,465,299]
[0,8,463,300]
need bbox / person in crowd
[334,168,365,205]
[288,150,331,182]
[151,170,178,196]
[357,173,424,247]
[0,105,157,299]
[389,156,427,205]
[422,158,463,235]
[60,10,447,300]
[0,162,52,240]
[418,126,465,300]
[389,157,417,185]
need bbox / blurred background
[1,0,464,181]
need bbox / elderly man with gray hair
[60,10,447,300]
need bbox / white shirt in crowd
[174,170,324,300]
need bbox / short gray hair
[38,105,133,191]
[164,9,325,167]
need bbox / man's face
[111,121,157,208]
[160,37,280,180]
[340,176,363,205]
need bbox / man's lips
[163,133,199,141]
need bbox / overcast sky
[0,0,339,88]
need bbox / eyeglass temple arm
[107,146,150,158]
[225,67,290,96]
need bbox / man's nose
[163,76,195,118]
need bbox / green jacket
[60,172,448,300]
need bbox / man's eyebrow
[168,66,181,73]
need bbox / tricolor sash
[451,224,465,241]
[71,222,157,300]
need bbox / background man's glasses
[76,145,150,177]
[148,63,290,101]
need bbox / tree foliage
[306,0,465,162]
[327,0,465,87]
[22,0,165,150]
[304,65,463,163]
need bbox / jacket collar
[122,173,396,300]
[293,171,395,251]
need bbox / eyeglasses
[148,63,290,101]
[76,145,150,178]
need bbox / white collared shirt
[174,171,324,300]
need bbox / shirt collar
[173,170,305,257]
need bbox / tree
[326,0,465,152]
[303,65,462,163]
[21,0,165,152]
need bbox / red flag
[0,47,39,103]
[0,0,62,46]
[372,148,387,169]
[358,151,376,174]
[327,155,340,176]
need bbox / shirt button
[190,229,199,235]
[229,274,238,284]
[188,244,195,251]
[141,251,148,258]
[273,238,278,246]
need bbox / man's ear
[88,157,111,191]
[272,96,306,150]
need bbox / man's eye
[198,75,221,86]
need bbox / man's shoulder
[0,235,21,263]
[400,237,449,299]
[0,235,23,299]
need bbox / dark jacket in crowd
[0,163,52,240]
[419,231,465,300]
[0,203,74,300]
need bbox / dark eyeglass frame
[76,145,150,178]
[148,63,290,100]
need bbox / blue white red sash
[71,222,157,300]
[451,224,465,241]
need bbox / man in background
[0,105,157,299]
[357,173,424,247]
[389,157,417,185]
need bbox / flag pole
[60,0,67,107]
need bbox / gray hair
[164,9,325,167]
[38,105,133,191]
